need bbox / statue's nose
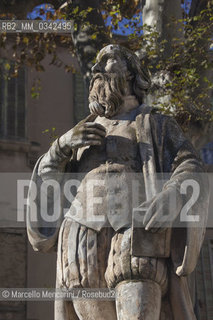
[91,63,101,73]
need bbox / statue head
[88,44,150,118]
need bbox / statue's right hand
[58,121,106,156]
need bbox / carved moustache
[88,72,126,118]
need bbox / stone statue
[27,44,209,320]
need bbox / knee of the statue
[115,280,161,320]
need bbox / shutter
[0,61,26,141]
[17,67,25,139]
[7,75,16,138]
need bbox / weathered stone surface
[116,281,161,320]
[27,44,209,320]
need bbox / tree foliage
[0,0,213,147]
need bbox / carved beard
[88,73,126,118]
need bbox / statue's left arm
[144,113,209,276]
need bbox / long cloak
[27,106,209,320]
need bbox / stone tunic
[66,112,146,231]
[60,110,167,292]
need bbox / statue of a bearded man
[27,44,209,320]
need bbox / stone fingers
[84,127,106,137]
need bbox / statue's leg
[72,299,117,320]
[55,262,79,320]
[105,228,168,320]
[115,280,161,320]
[55,219,79,320]
[55,299,79,320]
[56,220,116,319]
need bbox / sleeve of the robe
[152,114,210,276]
[27,114,97,253]
[27,139,74,253]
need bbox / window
[0,61,26,141]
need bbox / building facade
[0,45,212,320]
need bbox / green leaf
[73,6,79,15]
[91,33,97,40]
[4,62,10,70]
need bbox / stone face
[27,44,209,320]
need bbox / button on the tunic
[112,120,119,126]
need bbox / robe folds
[27,106,209,320]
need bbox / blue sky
[27,3,55,20]
[27,1,192,36]
[181,0,192,15]
[105,14,143,36]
